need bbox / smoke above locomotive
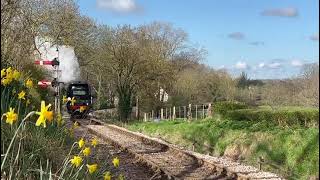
[34,37,81,83]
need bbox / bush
[225,108,319,127]
[214,101,248,116]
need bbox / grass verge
[126,117,319,179]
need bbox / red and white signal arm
[38,80,51,88]
[34,58,59,66]
[35,60,53,65]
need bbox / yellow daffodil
[70,156,82,168]
[1,78,10,86]
[78,138,85,149]
[35,101,53,128]
[25,79,33,88]
[12,70,20,80]
[45,111,53,123]
[112,157,120,168]
[118,174,125,180]
[70,97,76,106]
[62,95,68,103]
[104,171,112,180]
[18,90,26,100]
[5,108,18,125]
[91,138,98,148]
[86,163,98,174]
[6,67,12,75]
[1,69,5,78]
[5,68,13,82]
[79,106,86,113]
[57,113,64,126]
[73,121,79,128]
[82,147,91,156]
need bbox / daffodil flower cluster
[2,67,126,179]
[1,67,35,105]
[69,137,124,178]
[70,137,99,174]
[62,95,76,105]
[1,67,20,86]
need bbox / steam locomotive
[65,81,93,117]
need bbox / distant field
[126,117,319,179]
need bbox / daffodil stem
[18,100,21,120]
[1,86,7,113]
[1,111,35,171]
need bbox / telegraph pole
[55,46,60,115]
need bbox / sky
[77,0,319,79]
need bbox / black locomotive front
[66,81,92,117]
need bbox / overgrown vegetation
[224,106,319,128]
[1,67,123,179]
[213,101,248,116]
[127,118,319,179]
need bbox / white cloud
[261,7,298,17]
[96,0,142,13]
[258,62,265,68]
[291,60,303,67]
[218,65,226,69]
[235,61,248,69]
[268,62,281,69]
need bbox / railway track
[72,116,282,180]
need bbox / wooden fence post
[151,110,154,119]
[207,103,212,118]
[195,105,198,120]
[173,106,176,120]
[161,108,163,120]
[188,104,192,120]
[202,105,205,118]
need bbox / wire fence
[143,103,213,121]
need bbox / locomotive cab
[66,81,92,117]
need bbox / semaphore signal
[34,58,60,66]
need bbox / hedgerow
[224,108,319,128]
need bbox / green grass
[126,117,319,179]
[224,106,319,128]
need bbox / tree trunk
[117,88,133,122]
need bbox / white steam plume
[35,37,80,83]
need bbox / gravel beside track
[64,115,165,180]
[71,115,282,180]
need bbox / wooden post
[202,105,205,118]
[195,105,198,120]
[136,97,139,120]
[173,106,176,120]
[179,106,181,119]
[144,113,147,122]
[151,110,154,119]
[184,106,186,120]
[207,103,212,118]
[188,104,192,120]
[169,107,172,120]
